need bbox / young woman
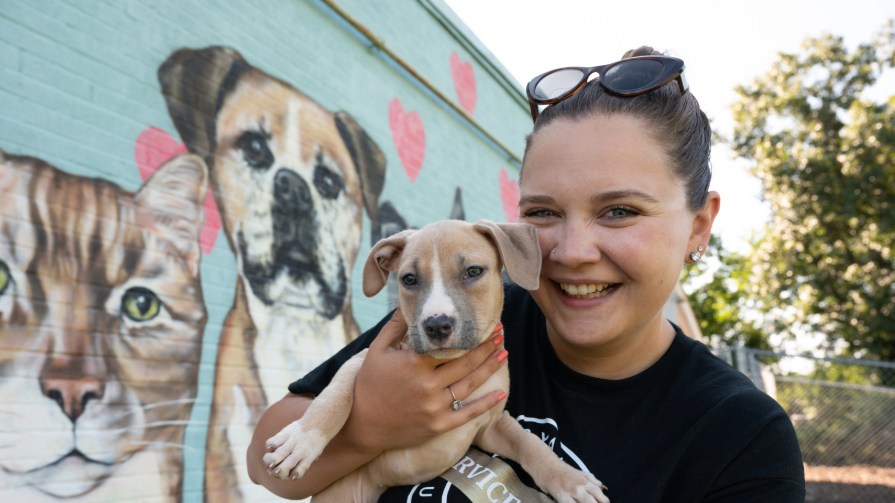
[247,46,805,502]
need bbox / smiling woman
[519,114,699,379]
[246,45,806,502]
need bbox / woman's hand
[341,309,508,455]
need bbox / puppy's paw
[544,470,610,503]
[262,420,328,480]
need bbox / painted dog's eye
[121,287,161,321]
[314,160,344,199]
[235,131,274,170]
[465,266,484,279]
[401,273,417,287]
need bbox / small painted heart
[450,51,476,115]
[499,169,520,222]
[135,126,221,254]
[388,98,426,182]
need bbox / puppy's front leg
[263,349,368,480]
[475,412,610,503]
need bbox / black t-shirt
[289,284,805,502]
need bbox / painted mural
[0,1,530,501]
[0,151,209,500]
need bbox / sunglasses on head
[526,55,689,121]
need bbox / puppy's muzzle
[424,314,455,341]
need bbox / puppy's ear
[335,112,386,223]
[473,220,541,290]
[158,46,249,169]
[362,229,414,297]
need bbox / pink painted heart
[388,98,426,182]
[135,126,221,254]
[499,169,520,222]
[450,51,476,115]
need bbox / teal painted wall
[0,0,530,501]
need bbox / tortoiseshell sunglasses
[526,55,688,121]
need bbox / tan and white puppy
[263,219,609,503]
[158,46,387,501]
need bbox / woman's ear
[688,191,721,254]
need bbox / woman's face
[520,114,712,359]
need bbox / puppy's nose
[424,314,455,340]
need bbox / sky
[443,0,895,253]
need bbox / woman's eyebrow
[593,190,660,204]
[518,194,556,206]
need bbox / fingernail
[492,322,504,335]
[497,391,507,401]
[497,349,508,362]
[492,333,505,346]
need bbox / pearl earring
[689,245,706,262]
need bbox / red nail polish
[497,349,508,362]
[493,333,505,346]
[492,322,504,334]
[497,391,507,401]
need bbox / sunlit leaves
[729,20,895,360]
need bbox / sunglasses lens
[602,59,667,93]
[532,68,586,101]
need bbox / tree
[681,235,769,351]
[731,21,895,361]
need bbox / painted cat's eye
[121,287,161,321]
[0,261,9,296]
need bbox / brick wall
[0,1,529,501]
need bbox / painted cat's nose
[40,377,105,422]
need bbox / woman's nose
[550,221,602,265]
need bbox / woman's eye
[606,206,637,219]
[465,266,484,279]
[401,274,417,287]
[121,287,161,321]
[522,208,556,219]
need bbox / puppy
[158,46,388,501]
[263,219,609,502]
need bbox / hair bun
[622,46,665,58]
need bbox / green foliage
[730,20,895,361]
[681,235,769,350]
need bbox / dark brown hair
[523,46,712,211]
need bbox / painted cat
[0,150,208,501]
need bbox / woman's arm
[246,311,509,499]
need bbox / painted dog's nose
[424,314,455,340]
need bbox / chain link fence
[717,347,895,502]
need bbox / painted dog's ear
[335,111,386,223]
[158,46,249,170]
[362,229,415,297]
[473,220,541,290]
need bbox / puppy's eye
[235,131,274,170]
[465,266,484,279]
[314,161,344,200]
[121,287,161,321]
[401,274,417,287]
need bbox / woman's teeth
[559,282,615,298]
